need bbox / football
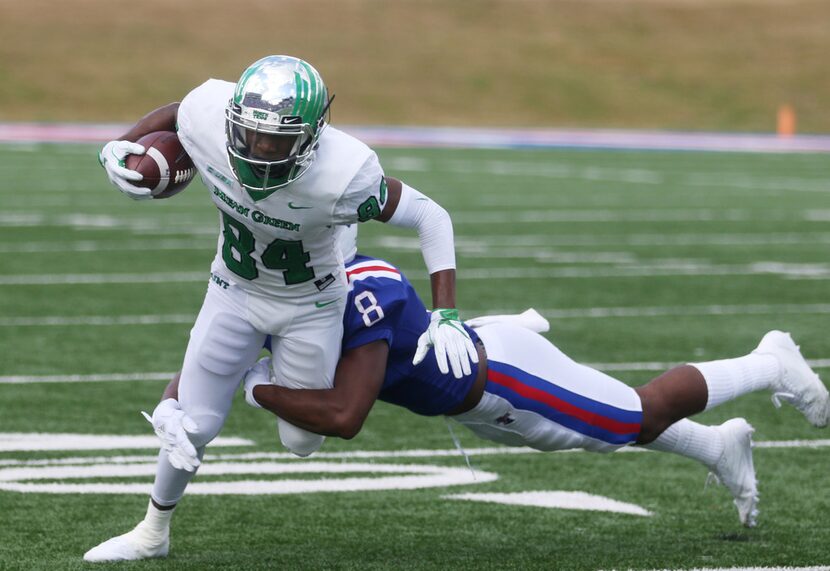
[125,131,196,199]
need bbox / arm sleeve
[387,182,456,274]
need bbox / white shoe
[83,521,169,562]
[708,418,759,528]
[753,330,830,427]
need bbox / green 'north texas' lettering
[252,210,301,232]
[213,187,250,217]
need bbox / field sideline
[0,134,829,570]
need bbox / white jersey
[176,79,386,299]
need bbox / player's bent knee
[186,412,226,449]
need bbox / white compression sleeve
[386,182,456,274]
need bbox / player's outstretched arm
[376,178,477,379]
[246,341,389,439]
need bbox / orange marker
[777,104,796,137]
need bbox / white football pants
[152,271,345,505]
[453,324,643,453]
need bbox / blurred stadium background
[2,0,830,132]
[1,2,829,570]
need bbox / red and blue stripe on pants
[486,360,642,445]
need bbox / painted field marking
[0,208,822,231]
[444,491,652,516]
[369,232,830,249]
[0,461,497,495]
[592,360,830,372]
[4,357,829,385]
[9,302,830,328]
[2,440,829,468]
[2,231,829,255]
[0,272,206,285]
[0,315,195,327]
[451,208,760,224]
[0,372,176,384]
[4,122,830,153]
[0,433,252,452]
[3,262,830,286]
[0,239,211,254]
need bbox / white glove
[242,357,273,409]
[413,308,479,379]
[98,140,152,200]
[465,308,550,333]
[141,398,200,472]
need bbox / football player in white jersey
[91,55,477,555]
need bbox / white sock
[642,419,724,468]
[138,499,174,539]
[690,353,781,411]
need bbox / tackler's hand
[242,357,274,409]
[413,309,478,379]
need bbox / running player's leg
[269,295,346,456]
[85,282,266,562]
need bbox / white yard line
[0,373,176,384]
[591,360,830,371]
[2,232,829,255]
[368,233,830,249]
[3,262,830,285]
[445,491,653,516]
[4,123,830,152]
[532,303,830,319]
[4,359,828,385]
[5,303,830,328]
[0,433,252,452]
[451,209,757,224]
[0,239,210,254]
[0,315,195,327]
[0,272,206,285]
[1,440,829,468]
[0,208,822,230]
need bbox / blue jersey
[342,255,479,416]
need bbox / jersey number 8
[354,291,384,327]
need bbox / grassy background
[1,0,829,132]
[0,144,828,569]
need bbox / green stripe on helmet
[234,60,262,104]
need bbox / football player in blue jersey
[85,244,829,562]
[241,253,827,529]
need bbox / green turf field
[0,144,829,570]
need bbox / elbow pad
[387,183,456,273]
